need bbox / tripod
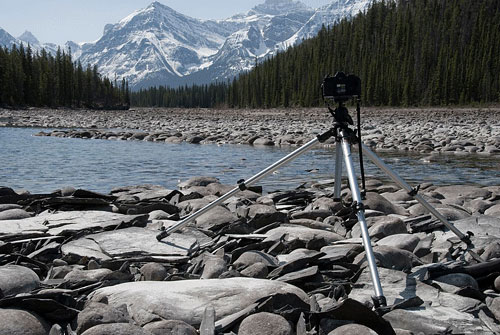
[156,101,482,309]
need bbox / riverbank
[1,107,500,155]
[0,176,500,334]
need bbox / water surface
[1,127,498,194]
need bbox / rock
[383,306,490,334]
[64,268,113,287]
[366,216,408,240]
[178,177,219,189]
[33,210,148,235]
[485,204,500,216]
[194,206,238,231]
[291,209,333,220]
[376,233,420,252]
[264,224,344,245]
[0,208,31,220]
[240,262,268,278]
[233,251,279,268]
[148,210,174,220]
[201,254,227,279]
[143,320,197,335]
[81,323,153,335]
[363,192,408,215]
[62,227,197,263]
[495,276,500,292]
[0,265,40,296]
[87,278,308,326]
[0,309,50,335]
[328,324,378,335]
[111,185,177,203]
[354,246,422,272]
[139,263,168,281]
[488,296,500,321]
[238,312,292,335]
[253,138,275,146]
[320,244,364,263]
[0,204,22,212]
[433,273,479,290]
[433,185,492,200]
[77,302,132,334]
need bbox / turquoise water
[0,127,498,194]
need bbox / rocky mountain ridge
[0,0,373,89]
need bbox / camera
[322,72,361,102]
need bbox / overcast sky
[0,0,334,45]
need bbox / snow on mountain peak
[251,0,310,15]
[18,30,40,45]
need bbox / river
[1,127,499,194]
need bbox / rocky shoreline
[1,175,500,334]
[1,107,500,155]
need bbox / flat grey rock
[0,265,40,296]
[87,278,308,326]
[383,306,491,334]
[0,208,31,220]
[377,233,420,252]
[111,184,176,203]
[264,224,344,244]
[62,227,198,262]
[433,185,492,200]
[0,217,49,239]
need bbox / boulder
[143,320,197,335]
[238,312,292,335]
[240,262,268,278]
[81,323,153,335]
[64,268,113,287]
[233,251,279,268]
[140,263,168,281]
[25,211,148,235]
[0,208,31,220]
[87,278,308,326]
[433,185,492,200]
[328,324,378,335]
[376,233,420,252]
[354,246,422,272]
[194,206,238,231]
[62,227,198,262]
[433,273,479,290]
[178,177,219,189]
[0,309,50,335]
[264,224,344,245]
[0,265,40,296]
[363,192,408,215]
[77,302,132,334]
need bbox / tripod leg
[340,130,386,307]
[334,141,343,200]
[360,143,484,263]
[157,135,324,240]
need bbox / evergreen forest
[132,0,500,108]
[0,45,130,109]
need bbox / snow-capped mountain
[0,28,19,48]
[0,28,77,56]
[0,0,373,89]
[76,0,372,88]
[282,0,373,47]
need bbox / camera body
[322,72,361,102]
